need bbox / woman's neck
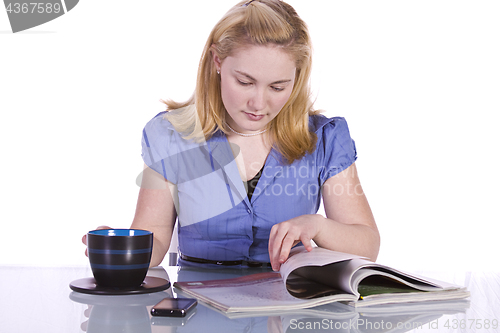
[227,133,271,181]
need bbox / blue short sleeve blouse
[141,113,357,264]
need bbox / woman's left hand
[268,214,325,271]
[268,164,380,272]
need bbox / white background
[1,0,498,271]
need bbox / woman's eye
[272,86,285,92]
[238,80,251,86]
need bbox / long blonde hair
[164,0,318,164]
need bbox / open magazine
[173,246,469,313]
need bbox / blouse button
[247,209,251,214]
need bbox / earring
[217,70,220,75]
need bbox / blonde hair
[164,0,318,164]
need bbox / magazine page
[337,259,470,307]
[286,260,361,298]
[347,259,468,294]
[285,272,352,299]
[175,272,305,312]
[354,299,470,315]
[279,247,469,308]
[280,246,367,283]
[174,271,357,313]
[222,300,358,319]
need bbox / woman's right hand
[82,226,111,257]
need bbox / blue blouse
[141,113,357,264]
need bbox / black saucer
[70,289,169,306]
[69,276,170,295]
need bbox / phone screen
[151,298,197,317]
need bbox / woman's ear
[211,45,222,72]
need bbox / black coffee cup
[87,229,153,288]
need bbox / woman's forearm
[313,214,380,261]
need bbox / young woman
[86,0,379,271]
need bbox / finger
[278,233,297,264]
[84,305,92,318]
[83,225,110,245]
[268,225,280,271]
[300,235,313,252]
[83,226,111,257]
[269,224,290,270]
[268,224,282,263]
[81,320,88,332]
[96,225,111,230]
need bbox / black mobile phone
[151,308,197,326]
[151,297,197,317]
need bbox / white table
[0,265,498,332]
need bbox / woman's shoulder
[309,113,351,137]
[308,114,357,178]
[144,111,175,133]
[145,105,206,143]
[143,109,192,143]
[142,107,208,155]
[142,111,183,156]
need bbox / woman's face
[214,44,296,134]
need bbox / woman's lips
[244,112,265,121]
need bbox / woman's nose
[248,88,266,111]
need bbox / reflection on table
[0,265,497,332]
[72,266,474,333]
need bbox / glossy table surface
[0,265,498,333]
